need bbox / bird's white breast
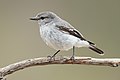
[39,23,89,51]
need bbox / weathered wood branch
[0,56,120,80]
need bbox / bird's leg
[47,50,60,61]
[70,46,75,60]
[51,50,60,58]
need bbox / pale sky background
[0,0,120,80]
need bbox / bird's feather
[56,24,95,45]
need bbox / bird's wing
[56,24,85,40]
[55,22,95,45]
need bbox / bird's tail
[89,44,104,55]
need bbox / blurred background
[0,0,120,80]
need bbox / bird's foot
[69,56,75,61]
[47,55,55,62]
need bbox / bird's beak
[30,17,40,21]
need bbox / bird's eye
[40,17,45,20]
[40,16,49,20]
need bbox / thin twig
[0,56,120,80]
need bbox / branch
[0,56,120,80]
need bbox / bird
[30,11,104,60]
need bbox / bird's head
[30,11,60,25]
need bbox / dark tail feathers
[89,45,104,55]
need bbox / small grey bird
[30,11,104,60]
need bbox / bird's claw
[47,55,55,62]
[70,56,75,61]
